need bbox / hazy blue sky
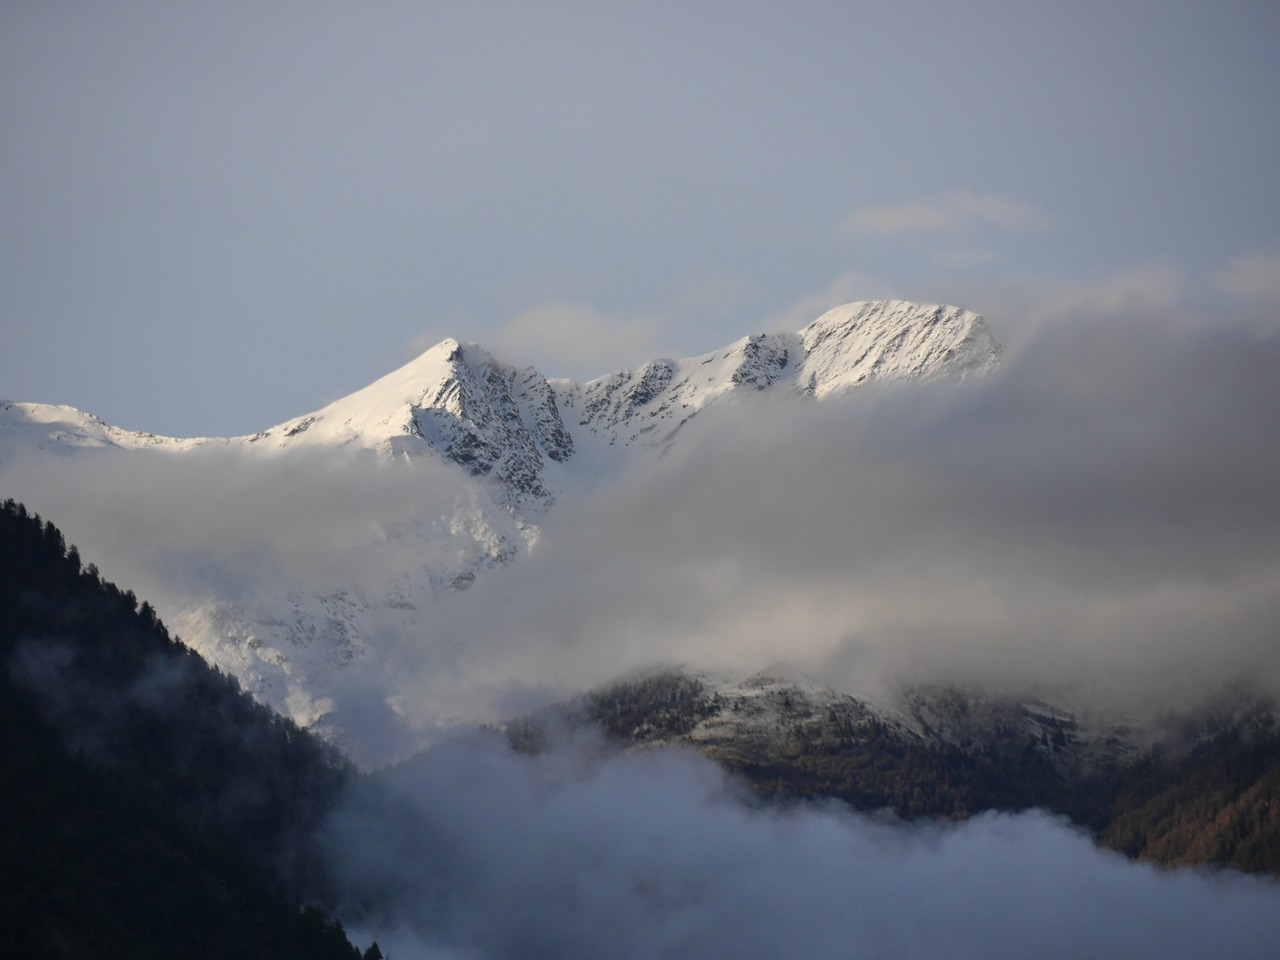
[4,1,1279,437]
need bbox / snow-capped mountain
[551,299,998,454]
[1,300,1001,763]
[4,299,997,496]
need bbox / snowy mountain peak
[0,400,203,452]
[3,299,999,503]
[252,337,573,507]
[551,299,999,450]
[797,300,1000,398]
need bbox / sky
[4,1,1280,437]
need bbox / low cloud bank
[324,733,1280,960]
[0,444,472,599]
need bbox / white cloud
[842,199,960,235]
[947,190,1054,230]
[491,302,668,378]
[912,262,1200,362]
[1218,247,1280,305]
[842,191,1054,236]
[1027,262,1186,321]
[326,734,1280,960]
[767,270,897,331]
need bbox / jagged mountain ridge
[249,301,998,476]
[551,300,998,457]
[0,300,1001,762]
[2,300,999,509]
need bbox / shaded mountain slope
[506,669,1280,875]
[0,499,370,959]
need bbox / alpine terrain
[1,300,1001,762]
[3,298,1279,890]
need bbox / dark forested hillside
[0,499,374,959]
[1093,712,1280,873]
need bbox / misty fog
[321,730,1280,960]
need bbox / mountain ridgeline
[0,500,376,959]
[1,300,1001,507]
[506,670,1280,875]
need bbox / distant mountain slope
[0,499,371,959]
[505,668,1280,875]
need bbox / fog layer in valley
[322,730,1280,960]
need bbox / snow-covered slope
[0,300,1002,764]
[0,401,209,453]
[245,339,575,508]
[796,300,999,396]
[556,300,999,449]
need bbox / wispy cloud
[1028,263,1186,320]
[1218,247,1280,305]
[767,270,897,332]
[842,191,1054,236]
[324,733,1280,960]
[491,302,668,378]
